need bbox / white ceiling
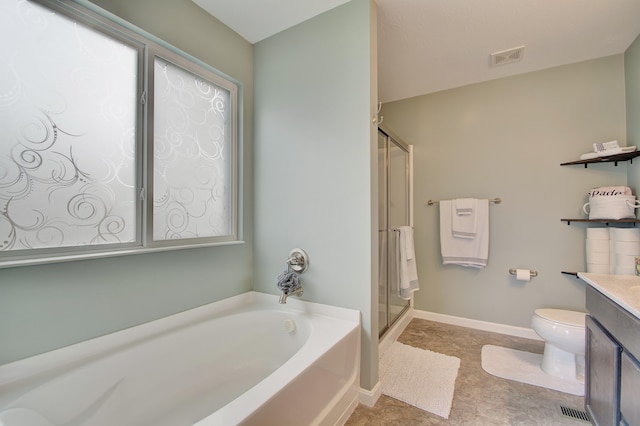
[193,0,640,103]
[192,0,352,44]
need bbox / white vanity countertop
[578,272,640,319]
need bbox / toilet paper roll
[586,228,610,240]
[587,263,611,274]
[516,269,531,281]
[616,254,637,267]
[615,265,637,275]
[586,250,609,264]
[586,239,610,253]
[612,228,640,242]
[614,241,640,255]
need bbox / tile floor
[346,318,588,425]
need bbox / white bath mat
[379,342,460,419]
[481,345,584,396]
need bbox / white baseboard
[358,380,382,407]
[413,309,542,341]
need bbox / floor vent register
[559,405,590,423]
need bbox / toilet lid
[534,309,587,327]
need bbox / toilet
[530,308,587,381]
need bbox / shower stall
[378,126,412,338]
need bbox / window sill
[0,240,245,269]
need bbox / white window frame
[146,47,239,248]
[0,0,241,268]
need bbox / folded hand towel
[396,226,419,300]
[593,140,619,152]
[580,145,636,160]
[451,198,478,239]
[440,199,489,268]
[455,198,475,215]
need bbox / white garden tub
[0,291,360,426]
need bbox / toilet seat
[534,308,586,328]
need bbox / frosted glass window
[0,0,138,252]
[0,0,239,266]
[153,58,232,240]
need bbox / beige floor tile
[346,319,587,425]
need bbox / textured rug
[481,345,584,396]
[379,342,460,419]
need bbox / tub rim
[0,292,360,387]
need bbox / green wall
[382,55,627,328]
[0,0,254,365]
[626,34,640,193]
[253,0,379,390]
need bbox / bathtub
[0,291,361,426]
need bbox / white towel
[454,198,475,215]
[396,226,419,300]
[451,198,478,239]
[593,140,619,152]
[440,199,489,268]
[403,226,415,260]
[580,145,636,160]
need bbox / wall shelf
[560,151,640,168]
[560,150,639,276]
[561,218,640,226]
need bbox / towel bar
[392,227,413,232]
[427,197,501,206]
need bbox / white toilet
[530,308,587,381]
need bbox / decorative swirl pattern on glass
[0,0,138,251]
[153,58,231,240]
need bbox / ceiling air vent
[490,46,525,66]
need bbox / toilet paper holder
[509,268,538,278]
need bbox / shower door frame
[378,126,413,338]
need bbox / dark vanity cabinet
[585,315,620,425]
[620,352,640,425]
[586,285,640,426]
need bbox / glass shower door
[378,128,411,337]
[378,131,389,334]
[387,139,410,327]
